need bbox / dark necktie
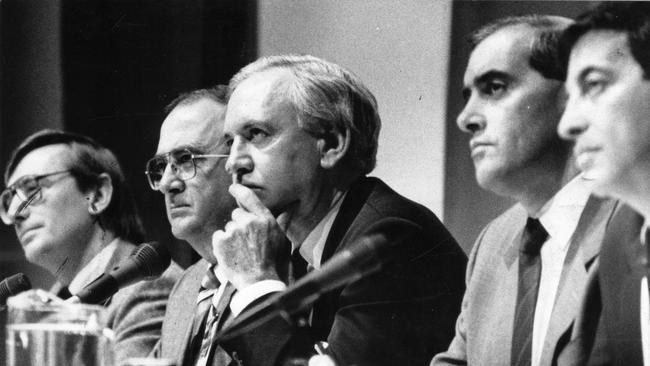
[291,250,309,282]
[511,218,548,366]
[56,286,72,300]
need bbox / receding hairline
[471,15,573,48]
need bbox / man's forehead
[157,99,224,154]
[464,25,534,84]
[570,30,631,74]
[225,68,293,130]
[9,145,72,184]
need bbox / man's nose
[558,98,588,141]
[157,163,184,194]
[456,98,486,134]
[7,195,30,224]
[225,137,253,183]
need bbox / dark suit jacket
[50,238,179,365]
[432,196,618,366]
[225,176,468,366]
[561,205,646,366]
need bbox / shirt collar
[296,190,347,269]
[536,176,592,252]
[68,238,121,295]
[641,220,649,246]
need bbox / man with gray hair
[432,15,617,366]
[212,54,467,366]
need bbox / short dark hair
[4,129,145,243]
[229,55,381,177]
[471,15,573,81]
[164,85,229,115]
[560,2,650,79]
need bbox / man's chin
[23,242,52,269]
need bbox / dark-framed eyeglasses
[144,148,228,190]
[0,170,72,225]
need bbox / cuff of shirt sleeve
[230,280,287,317]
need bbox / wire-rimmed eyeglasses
[145,149,228,190]
[0,170,72,225]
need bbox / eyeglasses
[0,170,72,225]
[145,149,228,190]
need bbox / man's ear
[318,127,351,169]
[86,173,113,215]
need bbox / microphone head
[0,273,32,305]
[130,242,171,280]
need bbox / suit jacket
[51,238,179,365]
[559,205,646,366]
[157,258,207,365]
[224,176,468,366]
[432,196,618,366]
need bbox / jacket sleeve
[106,265,179,365]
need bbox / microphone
[217,231,405,340]
[74,242,171,304]
[0,273,32,307]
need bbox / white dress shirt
[640,223,649,366]
[230,191,347,317]
[531,177,592,366]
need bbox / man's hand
[212,184,290,290]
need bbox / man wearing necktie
[432,15,618,366]
[558,3,650,364]
[212,55,468,366]
[148,86,247,366]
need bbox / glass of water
[5,290,114,366]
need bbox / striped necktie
[184,268,236,366]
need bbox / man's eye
[168,149,193,164]
[248,128,268,142]
[582,76,606,96]
[484,81,507,96]
[18,179,40,196]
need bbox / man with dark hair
[211,54,467,366]
[147,85,240,365]
[432,15,617,366]
[558,2,650,364]
[1,129,177,364]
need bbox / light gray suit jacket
[157,259,212,365]
[432,196,617,366]
[51,239,179,365]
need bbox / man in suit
[210,54,467,366]
[0,129,177,364]
[146,85,241,365]
[432,15,618,366]
[558,3,650,364]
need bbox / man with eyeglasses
[1,129,177,363]
[148,85,244,366]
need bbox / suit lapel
[539,196,617,366]
[476,209,525,364]
[310,177,375,340]
[163,261,207,364]
[320,177,375,264]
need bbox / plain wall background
[259,0,452,217]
